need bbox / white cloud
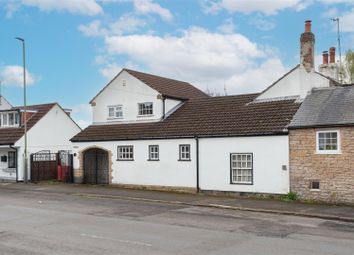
[78,13,145,37]
[133,0,173,21]
[202,0,307,15]
[0,65,38,87]
[99,63,122,79]
[226,58,288,94]
[217,18,236,34]
[319,0,354,4]
[78,20,107,37]
[6,0,103,17]
[338,8,354,32]
[109,13,146,34]
[249,15,276,31]
[104,27,289,94]
[99,61,138,80]
[70,104,92,129]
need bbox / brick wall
[289,128,354,204]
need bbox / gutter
[9,145,18,182]
[71,132,289,143]
[289,123,354,130]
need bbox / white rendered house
[71,20,340,194]
[0,99,81,181]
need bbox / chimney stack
[319,47,339,81]
[322,51,328,65]
[300,20,315,72]
[329,47,336,64]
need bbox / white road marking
[80,233,153,247]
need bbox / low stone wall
[289,128,354,204]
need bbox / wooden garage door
[83,148,109,184]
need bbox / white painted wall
[14,104,81,181]
[92,70,184,124]
[165,98,182,116]
[0,97,13,110]
[73,135,290,194]
[72,139,197,188]
[199,136,290,194]
[257,66,331,101]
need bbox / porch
[0,147,17,181]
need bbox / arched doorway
[83,148,109,184]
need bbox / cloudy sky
[1,0,354,127]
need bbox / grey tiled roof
[289,85,354,128]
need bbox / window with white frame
[0,112,20,127]
[179,144,190,161]
[108,105,123,119]
[148,145,159,161]
[117,146,134,160]
[138,102,153,116]
[231,153,253,184]
[316,131,340,153]
[2,113,7,126]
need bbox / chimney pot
[329,47,335,64]
[322,51,328,65]
[305,20,312,32]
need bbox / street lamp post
[15,37,28,183]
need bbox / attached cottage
[71,20,341,195]
[289,85,354,204]
[0,98,81,182]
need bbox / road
[0,184,353,255]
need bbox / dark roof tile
[0,103,56,145]
[72,94,301,142]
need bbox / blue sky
[1,0,354,127]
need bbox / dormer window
[138,102,153,116]
[108,105,123,119]
[0,112,20,127]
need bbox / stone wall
[289,128,354,204]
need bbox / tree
[344,50,354,84]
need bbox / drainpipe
[9,145,18,182]
[195,136,200,193]
[162,96,166,120]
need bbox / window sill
[178,159,191,162]
[107,117,123,120]
[116,159,134,161]
[147,159,159,161]
[137,115,154,118]
[310,189,321,192]
[230,182,253,185]
[315,151,341,155]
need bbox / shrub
[286,191,298,201]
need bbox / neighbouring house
[0,98,81,182]
[289,85,354,204]
[71,20,342,195]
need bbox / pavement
[1,182,354,222]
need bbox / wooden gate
[30,151,73,183]
[83,148,109,184]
